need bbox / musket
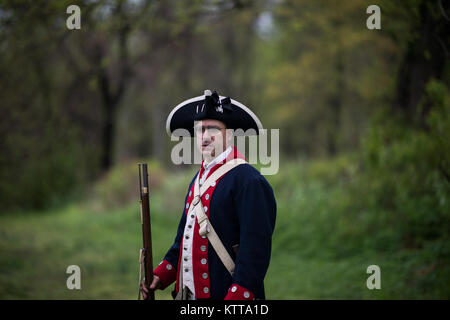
[138,163,155,300]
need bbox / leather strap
[193,158,246,276]
[199,158,247,195]
[176,158,247,298]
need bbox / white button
[201,235,207,239]
[243,291,250,298]
[231,286,237,292]
[205,194,209,200]
[189,190,192,197]
[203,287,209,294]
[202,273,208,279]
[200,245,206,251]
[203,206,208,212]
[201,258,207,265]
[186,203,189,209]
[166,264,172,270]
[211,181,216,187]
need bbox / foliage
[260,0,397,156]
[0,0,402,211]
[90,159,167,211]
[1,146,448,299]
[359,79,450,250]
[0,0,448,300]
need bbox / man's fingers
[149,275,161,290]
[140,282,149,293]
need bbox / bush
[359,79,450,250]
[0,123,91,212]
[91,160,167,211]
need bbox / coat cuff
[153,260,176,290]
[224,284,255,300]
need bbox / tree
[260,0,396,157]
[382,0,450,126]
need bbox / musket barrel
[138,163,155,300]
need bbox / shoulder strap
[192,158,247,276]
[199,158,246,195]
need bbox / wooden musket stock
[138,163,155,300]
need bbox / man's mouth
[202,142,212,149]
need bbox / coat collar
[199,146,246,180]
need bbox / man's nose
[202,129,213,140]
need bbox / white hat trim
[165,95,263,136]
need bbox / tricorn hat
[166,90,263,137]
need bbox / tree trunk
[101,100,118,170]
[395,0,449,126]
[327,45,344,156]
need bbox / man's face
[194,119,230,162]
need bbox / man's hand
[140,275,161,300]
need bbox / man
[141,90,276,300]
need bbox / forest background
[0,0,449,299]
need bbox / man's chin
[200,147,215,160]
[201,150,214,159]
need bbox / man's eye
[194,126,221,134]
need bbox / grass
[0,202,178,300]
[0,158,448,299]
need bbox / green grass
[0,201,178,300]
[0,159,448,299]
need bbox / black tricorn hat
[166,90,263,137]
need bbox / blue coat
[154,162,277,300]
